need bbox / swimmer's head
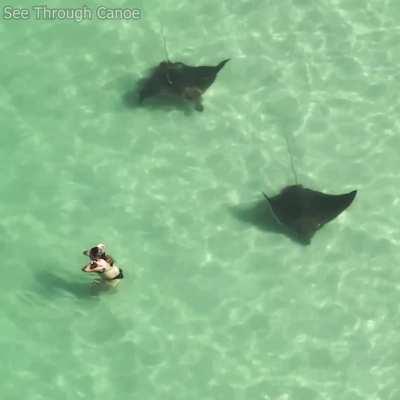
[83,243,106,260]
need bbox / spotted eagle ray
[263,185,357,244]
[138,59,230,111]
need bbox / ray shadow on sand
[121,69,195,115]
[33,271,109,299]
[228,199,308,246]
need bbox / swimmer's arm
[105,255,114,266]
[82,263,106,273]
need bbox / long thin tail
[161,24,170,63]
[161,24,172,85]
[160,24,172,84]
[284,133,299,185]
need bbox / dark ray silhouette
[264,185,357,244]
[138,59,230,111]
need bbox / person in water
[82,243,123,286]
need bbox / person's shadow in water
[228,199,306,245]
[121,68,194,115]
[33,271,108,299]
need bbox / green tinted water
[1,1,399,399]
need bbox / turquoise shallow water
[1,0,400,399]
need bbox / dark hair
[89,246,103,259]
